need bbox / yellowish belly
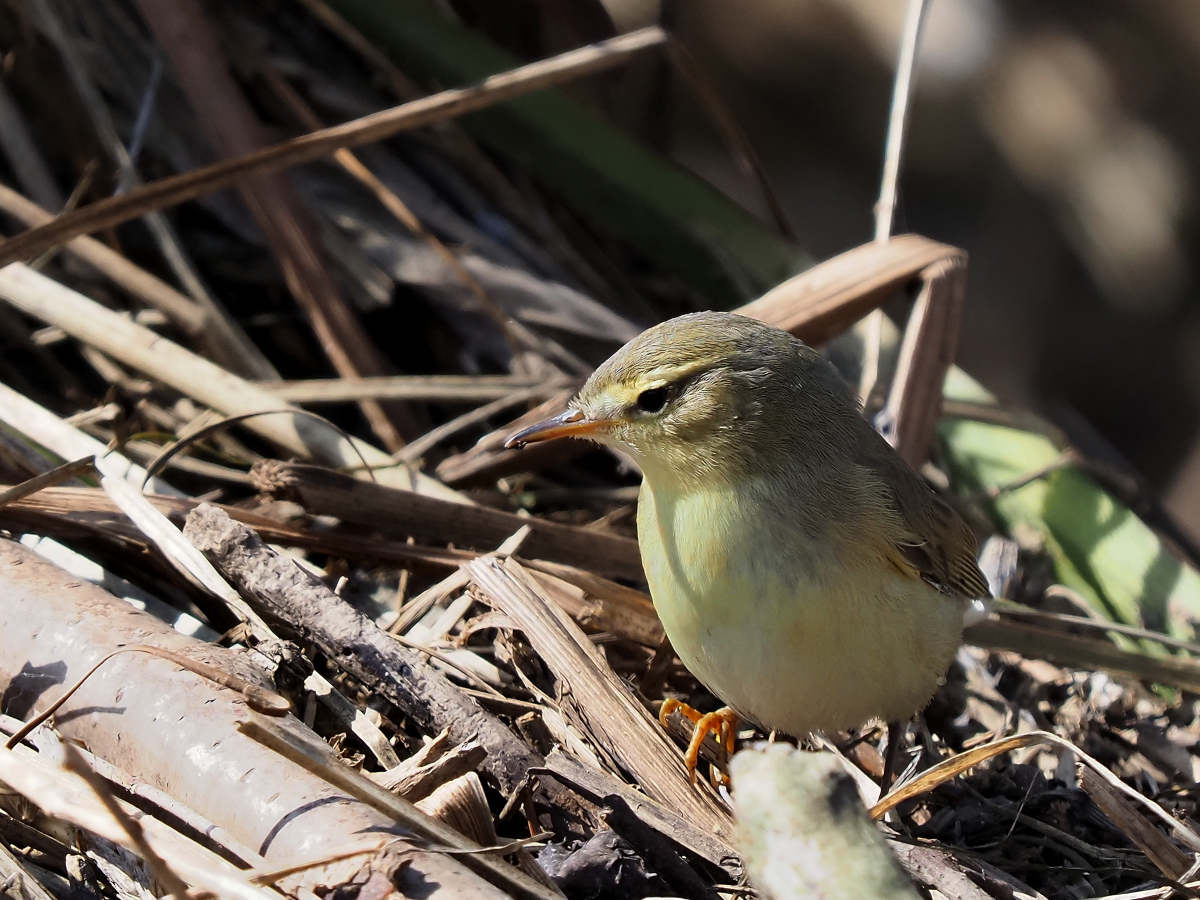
[638,481,963,736]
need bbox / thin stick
[25,0,276,380]
[665,39,794,242]
[0,264,458,499]
[140,409,376,487]
[387,633,504,699]
[252,58,531,365]
[0,455,94,511]
[862,0,930,408]
[59,740,192,900]
[0,184,206,335]
[869,729,1200,855]
[264,374,555,405]
[394,386,550,464]
[0,27,668,269]
[874,0,930,244]
[992,600,1200,655]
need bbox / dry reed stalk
[0,265,461,500]
[250,460,642,580]
[238,715,566,900]
[0,742,274,900]
[736,234,963,345]
[264,374,556,405]
[465,555,733,842]
[0,27,668,268]
[877,254,968,466]
[136,0,418,450]
[0,486,471,571]
[0,184,206,336]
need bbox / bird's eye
[636,386,669,413]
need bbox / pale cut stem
[874,0,931,244]
[863,0,932,407]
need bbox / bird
[505,311,989,787]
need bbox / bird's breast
[636,477,964,736]
[637,476,830,603]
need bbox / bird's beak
[504,408,610,448]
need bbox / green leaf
[940,372,1200,641]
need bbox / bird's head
[505,312,854,488]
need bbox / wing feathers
[856,435,991,601]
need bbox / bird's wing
[863,438,992,600]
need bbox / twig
[862,0,931,409]
[140,409,375,488]
[96,458,275,639]
[874,0,930,244]
[263,374,559,405]
[665,39,794,242]
[250,460,641,580]
[0,264,460,499]
[1,486,473,573]
[24,0,275,381]
[0,186,207,335]
[394,386,553,464]
[964,615,1200,693]
[0,456,94,511]
[0,840,56,900]
[434,390,592,487]
[183,504,565,802]
[238,714,564,900]
[387,633,505,698]
[59,740,192,900]
[990,600,1200,655]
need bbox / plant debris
[0,2,1198,899]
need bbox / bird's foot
[659,699,738,786]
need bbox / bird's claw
[659,699,738,787]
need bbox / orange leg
[659,699,739,784]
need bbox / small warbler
[507,311,989,783]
